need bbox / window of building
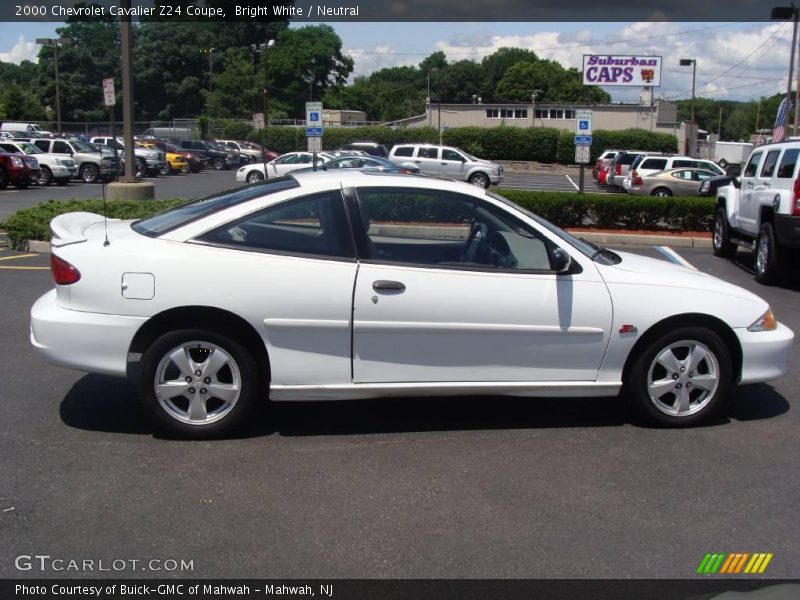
[486,109,499,119]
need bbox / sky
[0,20,793,105]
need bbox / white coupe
[235,151,333,184]
[31,171,794,437]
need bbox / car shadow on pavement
[59,374,790,439]
[730,252,800,292]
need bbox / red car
[0,151,39,189]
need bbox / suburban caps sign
[582,54,662,87]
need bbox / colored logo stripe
[697,553,773,574]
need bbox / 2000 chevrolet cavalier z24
[30,171,794,437]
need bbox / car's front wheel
[138,330,262,438]
[469,172,490,189]
[626,327,731,427]
[754,222,783,285]
[212,157,226,170]
[80,163,99,183]
[37,166,53,186]
[712,207,736,258]
[246,170,264,183]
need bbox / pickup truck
[712,141,800,284]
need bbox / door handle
[372,280,406,292]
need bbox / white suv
[388,144,503,188]
[713,141,800,284]
[0,140,77,185]
[624,154,723,191]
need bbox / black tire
[0,167,7,190]
[15,175,30,189]
[138,329,263,438]
[626,327,732,427]
[212,157,226,170]
[651,187,672,197]
[179,163,191,174]
[37,166,53,186]
[754,222,783,285]
[159,163,171,176]
[712,207,736,258]
[717,158,728,169]
[55,178,70,186]
[80,163,99,183]
[469,172,490,189]
[147,168,159,178]
[246,170,264,184]
[135,158,147,178]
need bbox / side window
[672,160,697,169]
[0,143,17,152]
[356,187,554,271]
[33,140,50,152]
[196,192,353,259]
[743,153,762,178]
[776,148,800,178]
[442,149,463,161]
[642,158,668,170]
[52,141,71,153]
[760,150,781,178]
[670,170,693,180]
[392,146,414,157]
[417,147,438,159]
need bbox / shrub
[219,119,254,141]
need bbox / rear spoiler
[50,212,115,248]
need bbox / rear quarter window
[641,158,668,170]
[392,146,414,157]
[776,149,800,178]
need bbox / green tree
[207,48,260,118]
[0,82,47,120]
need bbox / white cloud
[0,35,38,64]
[343,22,793,103]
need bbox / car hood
[597,250,766,306]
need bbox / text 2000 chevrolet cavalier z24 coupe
[31,171,793,437]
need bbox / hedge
[243,125,678,164]
[1,192,713,244]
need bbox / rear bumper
[30,289,146,378]
[735,323,794,384]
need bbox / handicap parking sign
[310,111,320,122]
[579,120,589,130]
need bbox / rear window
[620,153,639,165]
[132,177,299,236]
[393,146,414,157]
[777,148,800,178]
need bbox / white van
[0,122,52,137]
[140,127,196,141]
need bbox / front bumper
[30,289,147,379]
[735,322,794,384]
[774,214,800,249]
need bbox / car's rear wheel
[246,170,264,183]
[135,158,147,178]
[37,166,53,186]
[80,163,99,183]
[138,329,262,438]
[651,187,672,197]
[626,327,731,427]
[754,222,783,285]
[469,172,490,189]
[712,207,736,258]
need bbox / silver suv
[30,138,118,183]
[388,143,503,188]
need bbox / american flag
[773,97,792,143]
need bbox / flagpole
[788,9,798,136]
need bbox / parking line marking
[0,266,49,270]
[0,254,38,261]
[655,246,697,270]
[565,174,579,190]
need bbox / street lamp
[251,39,275,176]
[36,36,72,136]
[679,58,696,156]
[200,47,215,100]
[772,6,800,136]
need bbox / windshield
[71,141,95,153]
[132,177,299,236]
[17,142,43,154]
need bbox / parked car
[698,174,736,197]
[137,140,189,174]
[0,151,38,189]
[337,142,390,157]
[713,141,800,284]
[178,140,234,170]
[606,151,645,189]
[30,138,118,183]
[624,154,723,191]
[90,137,167,177]
[162,141,206,173]
[0,140,77,185]
[388,143,503,188]
[1,121,52,137]
[216,140,264,162]
[235,151,333,183]
[592,149,621,180]
[628,167,720,197]
[30,171,794,437]
[294,155,420,175]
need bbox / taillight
[50,254,81,285]
[633,176,643,185]
[616,163,622,175]
[793,178,800,216]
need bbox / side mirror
[732,177,741,189]
[551,247,572,274]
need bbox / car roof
[288,168,485,194]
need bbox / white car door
[737,151,763,231]
[349,186,613,383]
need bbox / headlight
[238,167,246,172]
[699,181,709,192]
[748,308,777,332]
[10,155,23,167]
[492,168,499,175]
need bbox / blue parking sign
[579,120,589,130]
[310,112,320,122]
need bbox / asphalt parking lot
[0,237,798,580]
